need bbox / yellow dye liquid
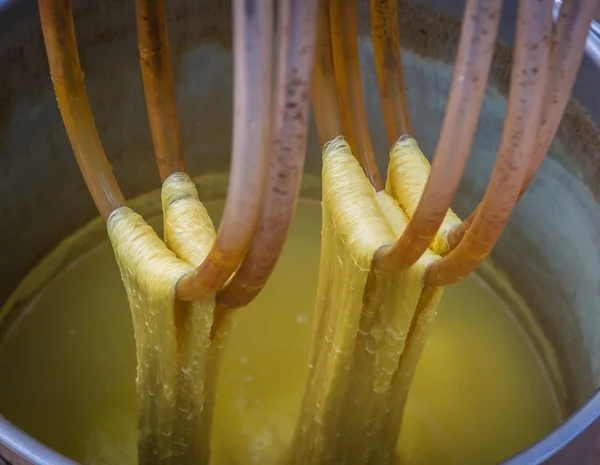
[0,195,561,465]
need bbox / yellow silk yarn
[288,137,454,465]
[107,172,217,464]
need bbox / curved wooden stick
[447,0,598,250]
[312,0,344,146]
[426,0,554,287]
[528,0,597,189]
[218,0,318,309]
[370,0,413,142]
[175,0,273,301]
[38,0,126,221]
[330,0,383,190]
[373,0,502,271]
[136,0,186,181]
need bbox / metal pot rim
[1,389,600,464]
[503,388,600,464]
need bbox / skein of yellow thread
[287,137,453,464]
[107,172,218,464]
[385,136,461,255]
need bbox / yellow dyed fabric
[107,172,217,464]
[386,136,460,255]
[287,138,449,464]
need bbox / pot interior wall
[1,0,599,425]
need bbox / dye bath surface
[0,198,561,465]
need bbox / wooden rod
[39,0,126,221]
